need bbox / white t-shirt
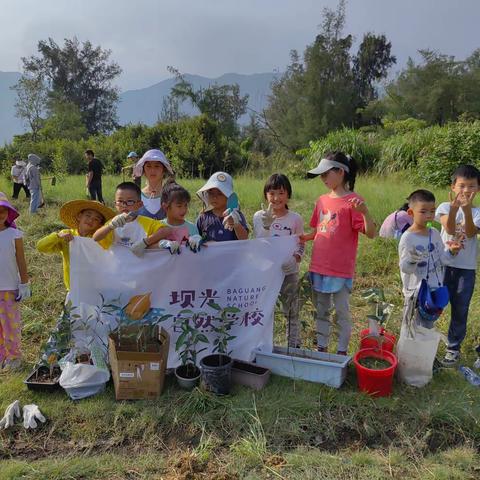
[113,221,149,248]
[398,228,453,297]
[0,227,22,291]
[435,202,480,270]
[253,210,304,272]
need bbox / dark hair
[407,189,435,206]
[451,165,480,185]
[325,151,358,191]
[161,180,190,206]
[399,202,409,212]
[84,149,95,157]
[116,181,141,199]
[263,173,292,199]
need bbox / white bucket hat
[27,153,41,166]
[196,172,234,210]
[307,157,350,178]
[133,149,174,177]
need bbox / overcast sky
[1,0,479,91]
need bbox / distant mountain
[0,71,277,144]
[0,71,24,144]
[117,72,277,126]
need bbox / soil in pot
[358,357,391,370]
[25,366,61,392]
[76,353,93,365]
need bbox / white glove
[23,404,46,429]
[16,283,31,302]
[109,213,130,229]
[187,234,203,252]
[407,247,427,264]
[0,400,21,429]
[159,240,181,255]
[474,357,480,370]
[130,239,148,257]
[223,208,241,231]
[261,203,275,230]
[281,256,298,275]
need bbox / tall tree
[11,75,48,141]
[169,67,249,137]
[21,37,122,135]
[264,0,395,150]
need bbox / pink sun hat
[0,192,19,227]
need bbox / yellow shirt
[36,229,109,291]
[102,215,167,249]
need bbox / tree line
[4,0,480,175]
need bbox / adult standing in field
[24,154,43,214]
[85,149,104,204]
[10,158,30,200]
[133,149,174,220]
[122,151,141,187]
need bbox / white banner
[70,236,297,367]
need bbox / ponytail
[325,151,357,191]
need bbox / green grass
[0,173,479,479]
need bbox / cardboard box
[109,326,169,400]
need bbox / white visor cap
[133,149,174,178]
[307,158,350,178]
[196,172,234,209]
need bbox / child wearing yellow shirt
[37,200,115,291]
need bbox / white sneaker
[442,350,460,367]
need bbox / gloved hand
[16,283,31,302]
[0,400,21,429]
[187,234,203,253]
[407,247,427,264]
[281,256,298,275]
[23,404,46,430]
[130,239,148,257]
[260,203,275,230]
[223,208,241,231]
[159,240,181,255]
[109,213,130,229]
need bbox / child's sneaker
[442,349,460,367]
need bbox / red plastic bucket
[359,328,396,352]
[353,348,398,397]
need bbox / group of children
[1,149,478,373]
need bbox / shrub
[417,121,480,186]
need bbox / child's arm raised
[93,213,131,242]
[459,191,479,238]
[349,198,376,239]
[442,192,461,236]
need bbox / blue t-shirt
[196,210,248,242]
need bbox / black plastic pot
[200,354,233,395]
[24,366,61,392]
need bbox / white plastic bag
[396,322,441,387]
[59,344,110,400]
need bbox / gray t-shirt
[435,202,480,270]
[398,228,454,297]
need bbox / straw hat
[60,200,116,229]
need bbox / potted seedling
[200,302,240,395]
[174,309,209,390]
[359,288,395,352]
[25,302,74,392]
[108,292,171,400]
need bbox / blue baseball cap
[127,151,138,158]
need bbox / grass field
[0,173,479,479]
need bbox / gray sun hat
[307,157,350,178]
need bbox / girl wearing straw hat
[37,200,115,291]
[0,192,30,370]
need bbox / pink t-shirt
[309,192,366,278]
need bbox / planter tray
[253,346,351,388]
[24,366,61,392]
[231,359,270,391]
